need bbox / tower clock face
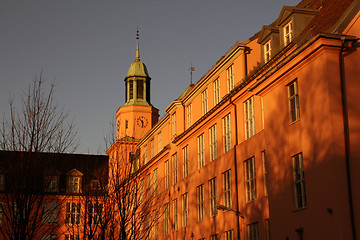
[136,116,148,128]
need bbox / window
[154,168,158,196]
[41,235,57,240]
[165,160,169,190]
[209,124,217,161]
[173,199,178,231]
[265,219,271,240]
[172,113,177,137]
[245,157,257,202]
[248,222,259,240]
[150,139,155,158]
[262,151,268,196]
[182,146,189,178]
[146,173,151,200]
[225,230,234,240]
[164,203,169,235]
[288,80,300,123]
[172,153,178,185]
[223,114,232,153]
[187,104,192,128]
[214,78,220,105]
[129,80,134,100]
[182,193,188,227]
[90,179,100,190]
[137,80,144,99]
[223,170,232,208]
[69,176,81,193]
[293,153,306,209]
[87,203,103,225]
[197,184,205,221]
[42,202,59,224]
[66,202,81,225]
[44,175,59,193]
[202,89,208,115]
[227,65,234,92]
[144,145,148,164]
[209,178,217,217]
[264,40,271,63]
[210,234,219,240]
[284,21,293,46]
[152,210,158,239]
[140,178,145,204]
[197,133,205,169]
[158,132,162,152]
[65,235,79,240]
[244,97,255,139]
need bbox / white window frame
[202,89,208,115]
[153,168,158,196]
[284,20,293,46]
[288,80,300,123]
[150,139,154,158]
[182,146,189,178]
[87,203,103,225]
[186,104,192,128]
[172,113,177,137]
[264,40,271,63]
[248,222,259,240]
[227,65,234,93]
[165,160,169,190]
[225,229,234,240]
[146,173,151,200]
[262,151,268,196]
[158,132,162,153]
[293,153,306,209]
[182,193,188,228]
[223,170,232,208]
[144,145,148,164]
[245,157,257,202]
[209,178,217,217]
[197,133,205,169]
[66,202,81,225]
[172,153,178,185]
[69,176,81,193]
[197,184,205,221]
[164,203,169,235]
[209,124,217,161]
[45,175,59,193]
[244,97,255,139]
[214,78,220,105]
[223,114,232,153]
[42,202,59,224]
[172,199,178,231]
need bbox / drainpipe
[339,37,356,240]
[229,97,241,240]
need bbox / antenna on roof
[189,63,195,85]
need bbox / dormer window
[264,40,272,63]
[70,177,81,193]
[66,169,83,194]
[45,176,59,193]
[90,179,101,190]
[284,21,293,45]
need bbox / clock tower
[115,30,159,140]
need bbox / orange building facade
[107,0,360,239]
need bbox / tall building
[108,0,360,239]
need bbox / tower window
[129,80,134,100]
[137,80,144,99]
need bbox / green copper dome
[126,60,149,77]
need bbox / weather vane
[189,63,195,85]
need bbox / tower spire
[136,26,140,61]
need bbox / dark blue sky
[0,0,299,154]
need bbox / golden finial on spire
[136,26,140,61]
